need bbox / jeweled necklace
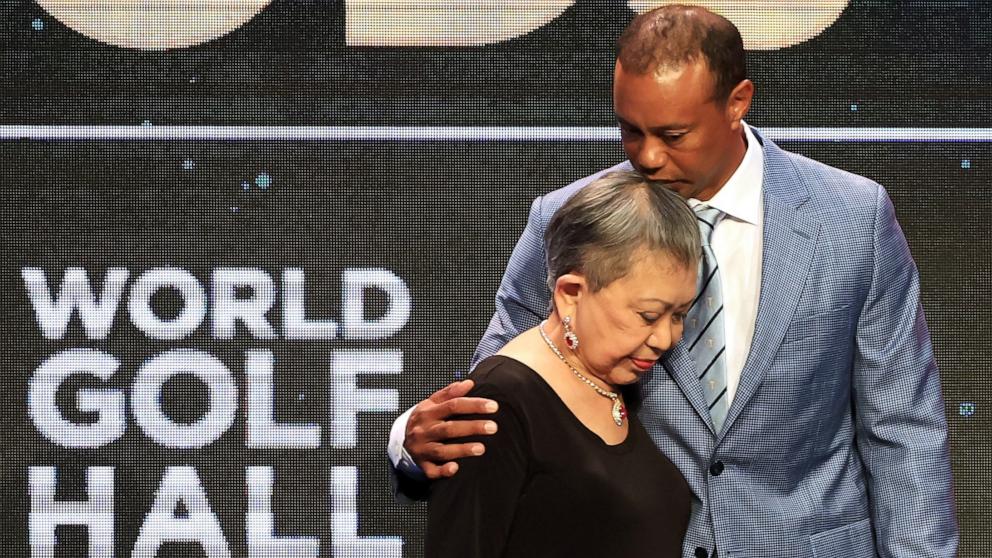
[538,320,627,427]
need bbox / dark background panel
[0,0,989,125]
[0,140,627,557]
[1,140,990,556]
[1,0,990,556]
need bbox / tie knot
[694,205,723,244]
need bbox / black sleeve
[424,382,531,558]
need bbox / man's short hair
[617,5,747,102]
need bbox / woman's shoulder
[467,355,545,400]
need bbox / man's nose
[637,137,669,176]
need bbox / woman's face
[570,250,697,386]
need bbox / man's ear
[552,273,587,317]
[726,79,754,130]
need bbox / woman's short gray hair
[545,170,701,293]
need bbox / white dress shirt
[688,124,764,403]
[388,125,766,469]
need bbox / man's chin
[660,181,695,198]
[648,177,686,186]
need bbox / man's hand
[405,379,499,479]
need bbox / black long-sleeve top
[426,355,691,557]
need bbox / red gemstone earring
[562,316,579,350]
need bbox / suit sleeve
[424,383,530,558]
[852,185,959,557]
[471,195,552,367]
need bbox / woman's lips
[630,357,657,371]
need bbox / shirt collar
[689,123,764,225]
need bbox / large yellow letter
[347,0,576,46]
[35,0,272,50]
[628,1,851,50]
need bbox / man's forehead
[614,59,720,109]
[616,57,714,85]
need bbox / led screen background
[1,1,989,557]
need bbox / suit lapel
[718,133,820,440]
[662,343,715,432]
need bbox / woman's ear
[552,273,587,317]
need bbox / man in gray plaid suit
[389,5,958,557]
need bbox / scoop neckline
[485,355,638,454]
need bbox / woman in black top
[426,170,702,557]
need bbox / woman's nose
[648,324,676,352]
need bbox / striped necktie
[686,205,729,433]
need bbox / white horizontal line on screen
[1,126,992,142]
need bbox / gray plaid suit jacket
[470,128,958,557]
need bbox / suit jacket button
[710,461,725,476]
[694,547,709,558]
